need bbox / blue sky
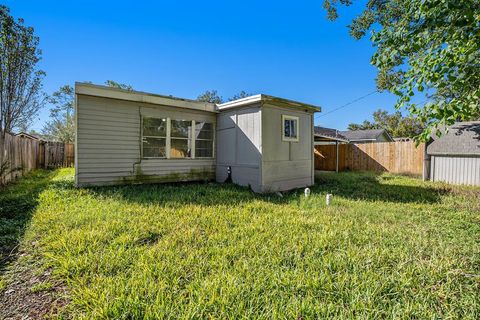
[6,0,399,131]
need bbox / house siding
[76,94,216,186]
[261,104,314,192]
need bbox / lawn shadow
[0,170,57,272]
[87,180,294,208]
[313,171,445,204]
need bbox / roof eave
[75,82,218,113]
[217,94,321,113]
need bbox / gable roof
[314,126,349,142]
[15,132,44,141]
[339,129,393,142]
[217,94,321,113]
[427,121,480,156]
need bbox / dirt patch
[0,251,68,320]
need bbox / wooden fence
[1,132,74,185]
[315,141,425,176]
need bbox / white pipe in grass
[304,188,311,197]
[326,194,333,205]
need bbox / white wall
[261,104,314,192]
[215,105,263,192]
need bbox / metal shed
[426,121,480,186]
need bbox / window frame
[141,117,168,159]
[194,121,215,159]
[141,116,215,159]
[170,119,193,159]
[282,115,299,142]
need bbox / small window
[142,118,167,158]
[195,122,214,158]
[171,120,192,158]
[282,115,299,142]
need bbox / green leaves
[324,0,480,141]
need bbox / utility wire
[315,90,379,119]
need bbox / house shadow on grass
[87,180,293,209]
[0,170,57,272]
[87,170,447,209]
[313,171,445,204]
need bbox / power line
[315,90,379,119]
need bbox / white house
[75,83,320,192]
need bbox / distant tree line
[348,109,425,138]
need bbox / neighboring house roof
[427,121,480,156]
[313,126,349,142]
[339,129,394,142]
[217,94,321,113]
[15,132,44,141]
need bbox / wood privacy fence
[314,141,425,176]
[1,132,74,184]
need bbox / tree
[228,91,252,101]
[104,80,133,91]
[42,85,75,142]
[323,0,480,141]
[197,90,253,104]
[197,90,223,104]
[43,81,133,143]
[348,109,424,138]
[0,5,44,168]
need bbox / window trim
[170,119,193,159]
[282,115,299,142]
[194,121,215,159]
[141,117,168,159]
[141,116,215,159]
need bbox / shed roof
[217,94,321,113]
[427,121,480,156]
[339,129,393,142]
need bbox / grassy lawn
[1,168,479,318]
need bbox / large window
[282,115,299,142]
[142,117,214,159]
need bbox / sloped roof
[427,121,480,156]
[314,126,349,142]
[339,129,393,142]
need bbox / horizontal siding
[76,94,216,186]
[262,160,312,191]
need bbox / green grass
[2,168,480,318]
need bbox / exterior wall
[216,105,262,192]
[76,94,216,186]
[430,155,480,186]
[261,104,314,192]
